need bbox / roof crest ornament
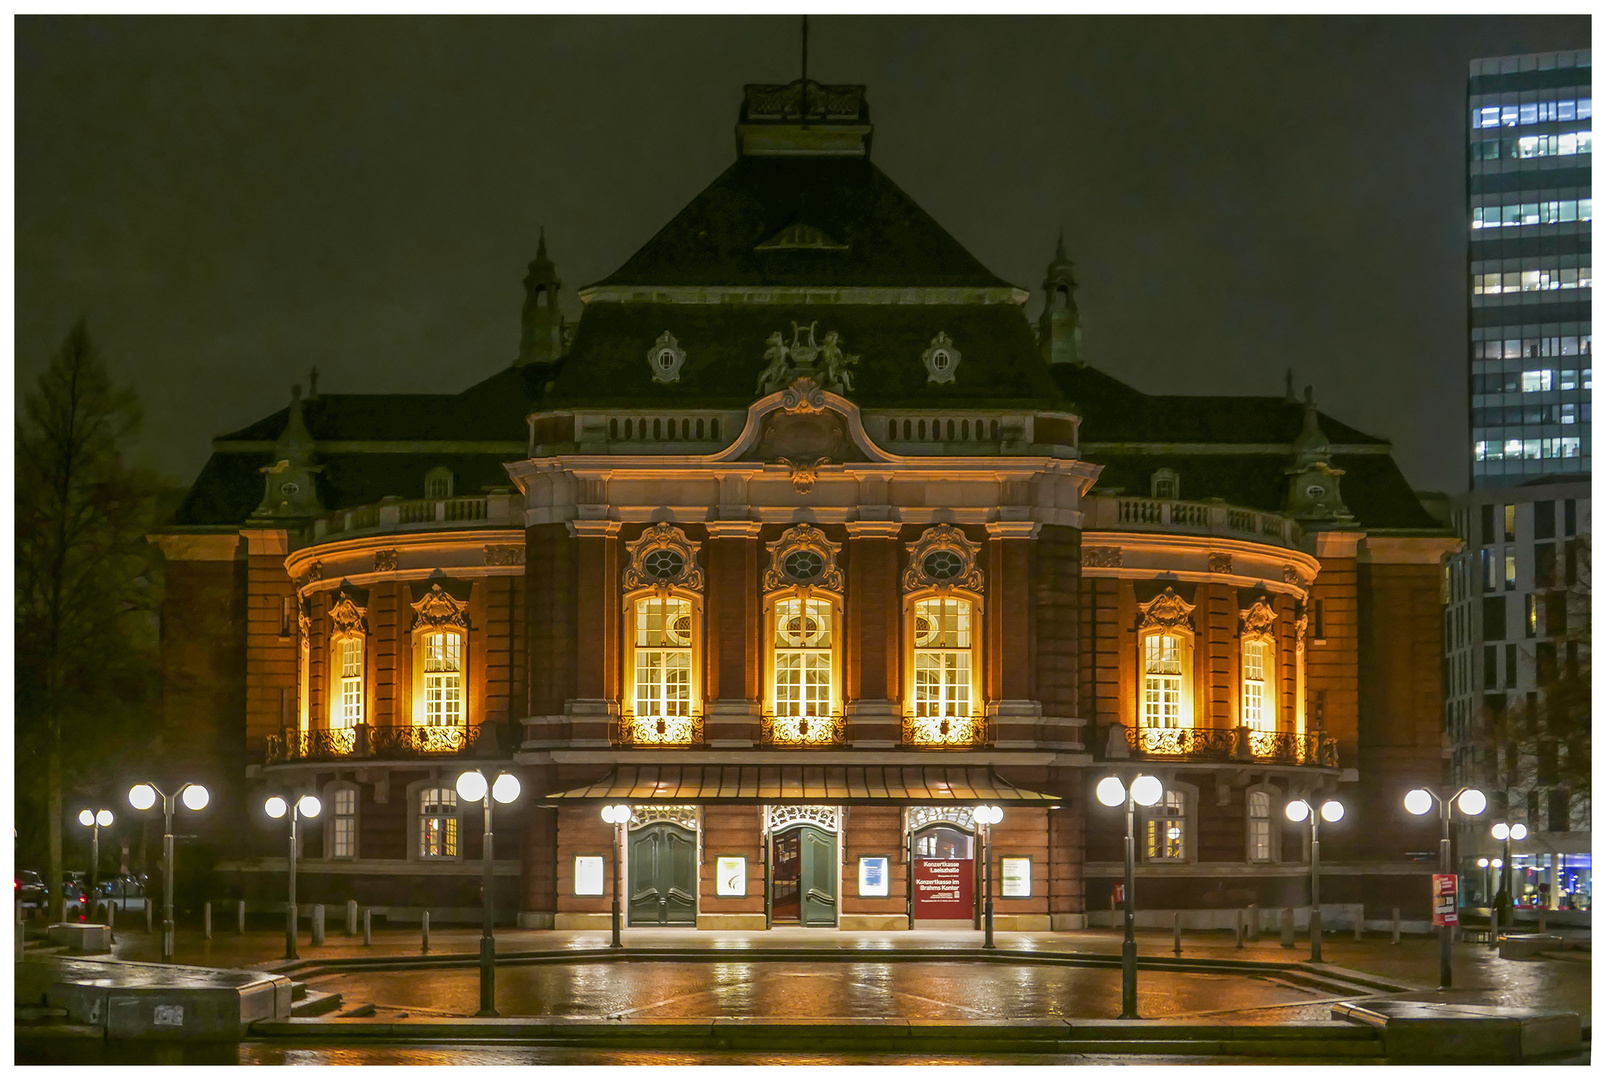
[756,322,859,396]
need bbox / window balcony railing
[1082,494,1301,548]
[759,713,846,747]
[614,713,706,747]
[1116,723,1337,768]
[901,713,992,749]
[265,722,491,765]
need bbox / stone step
[290,990,344,1018]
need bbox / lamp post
[128,782,210,963]
[600,804,631,949]
[973,804,1004,949]
[1477,857,1491,904]
[1285,798,1344,963]
[1403,785,1487,989]
[1096,773,1163,1019]
[76,809,115,917]
[1490,821,1527,918]
[264,794,322,960]
[457,769,522,1018]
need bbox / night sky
[15,15,1590,496]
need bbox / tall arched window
[620,524,704,745]
[913,597,973,718]
[1240,596,1279,740]
[902,525,986,747]
[337,636,364,728]
[1247,788,1273,862]
[1144,789,1188,861]
[326,589,368,737]
[763,525,844,745]
[1136,588,1196,731]
[418,786,458,859]
[423,630,464,726]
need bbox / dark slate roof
[1085,453,1441,530]
[1052,363,1387,446]
[586,156,1015,290]
[216,364,550,444]
[544,302,1060,409]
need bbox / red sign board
[912,858,974,920]
[1432,874,1459,925]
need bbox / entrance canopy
[544,765,1060,806]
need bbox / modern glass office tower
[1468,50,1592,487]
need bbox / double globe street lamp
[973,804,1004,949]
[599,804,632,949]
[264,794,322,960]
[1284,797,1344,962]
[1490,821,1528,917]
[76,809,115,917]
[456,769,522,1017]
[128,781,210,963]
[1403,785,1486,989]
[1096,773,1163,1019]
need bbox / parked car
[96,874,146,899]
[15,869,45,909]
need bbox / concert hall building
[153,78,1457,933]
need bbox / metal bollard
[1235,911,1245,949]
[204,901,212,941]
[106,903,115,932]
[346,900,358,937]
[238,900,246,934]
[311,904,326,947]
[1391,907,1400,945]
[363,908,372,946]
[1248,904,1260,942]
[146,899,154,934]
[1172,911,1182,955]
[1280,908,1295,949]
[1538,910,1547,933]
[421,911,430,954]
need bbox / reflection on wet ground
[310,959,1317,1021]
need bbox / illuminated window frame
[326,590,368,733]
[901,524,986,747]
[410,582,470,730]
[1136,588,1196,731]
[325,781,359,860]
[1143,786,1191,863]
[1246,784,1279,864]
[763,525,844,744]
[415,783,460,861]
[620,523,706,746]
[1239,597,1278,735]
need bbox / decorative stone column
[565,519,620,746]
[845,520,902,747]
[704,520,762,745]
[986,521,1042,746]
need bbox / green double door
[628,822,697,926]
[771,825,838,927]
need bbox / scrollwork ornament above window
[921,331,961,384]
[1294,613,1309,654]
[328,588,368,637]
[648,331,686,384]
[903,523,983,593]
[622,522,704,594]
[411,583,468,632]
[1240,596,1277,639]
[767,804,840,834]
[763,523,843,595]
[629,804,700,831]
[297,602,312,650]
[1137,586,1196,634]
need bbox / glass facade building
[1468,51,1592,487]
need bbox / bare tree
[15,322,167,921]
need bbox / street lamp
[76,809,115,919]
[973,804,1004,949]
[263,794,322,960]
[1096,773,1163,1019]
[1477,857,1491,904]
[1285,797,1344,962]
[1490,821,1527,917]
[456,769,522,1017]
[1403,785,1486,989]
[599,804,631,949]
[128,781,210,963]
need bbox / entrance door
[772,825,838,927]
[628,822,697,926]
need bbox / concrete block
[47,923,111,954]
[36,957,292,1041]
[1498,933,1563,960]
[1333,1000,1581,1062]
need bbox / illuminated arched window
[773,596,834,718]
[620,524,705,745]
[762,524,844,745]
[337,636,364,728]
[1240,596,1278,735]
[1142,632,1185,728]
[422,630,464,726]
[912,597,973,719]
[326,588,368,737]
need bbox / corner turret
[517,229,565,368]
[251,385,325,520]
[1039,231,1082,366]
[1283,386,1354,525]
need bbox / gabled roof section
[543,302,1060,409]
[584,156,1015,291]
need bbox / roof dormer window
[425,467,454,500]
[1151,469,1179,500]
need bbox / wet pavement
[37,923,1590,1027]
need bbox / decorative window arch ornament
[766,804,840,835]
[622,523,704,594]
[907,805,977,833]
[648,330,686,384]
[328,587,368,638]
[763,524,843,596]
[411,583,469,632]
[1137,587,1196,634]
[1240,596,1278,639]
[903,524,983,594]
[629,804,700,831]
[921,331,961,384]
